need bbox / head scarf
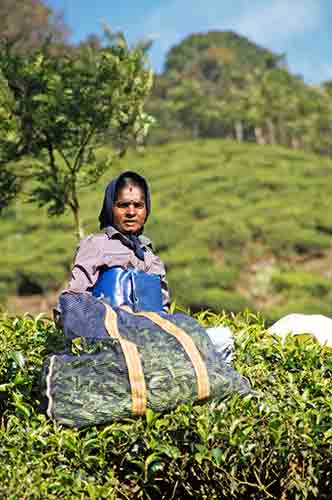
[98,171,151,260]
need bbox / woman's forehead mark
[129,186,133,192]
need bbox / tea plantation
[0,311,331,499]
[2,139,332,321]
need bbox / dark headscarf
[98,171,151,260]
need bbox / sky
[47,0,332,84]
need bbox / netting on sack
[42,293,250,428]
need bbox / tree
[322,80,332,96]
[220,68,251,142]
[0,0,69,53]
[302,87,332,157]
[0,36,154,238]
[0,70,21,211]
[166,76,210,138]
[241,67,296,146]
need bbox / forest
[147,31,332,157]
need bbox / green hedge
[2,139,332,321]
[272,270,331,297]
[0,311,331,499]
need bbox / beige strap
[104,303,147,416]
[121,306,210,401]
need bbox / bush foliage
[0,311,331,499]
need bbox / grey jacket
[65,226,170,311]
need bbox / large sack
[42,293,250,428]
[268,313,332,347]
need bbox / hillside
[164,30,283,73]
[2,139,332,321]
[147,29,325,151]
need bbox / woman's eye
[116,202,145,209]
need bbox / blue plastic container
[91,266,163,312]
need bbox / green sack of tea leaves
[42,294,250,428]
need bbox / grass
[2,139,332,321]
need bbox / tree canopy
[0,70,21,211]
[165,31,285,74]
[146,30,332,159]
[0,0,69,53]
[0,36,154,237]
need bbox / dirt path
[5,292,60,318]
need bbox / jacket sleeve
[65,235,102,293]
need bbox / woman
[60,170,234,359]
[65,171,171,311]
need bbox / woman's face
[112,185,147,235]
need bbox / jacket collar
[104,226,153,250]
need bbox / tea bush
[1,311,331,499]
[272,270,332,297]
[2,139,332,321]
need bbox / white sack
[268,313,332,348]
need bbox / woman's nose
[126,204,136,215]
